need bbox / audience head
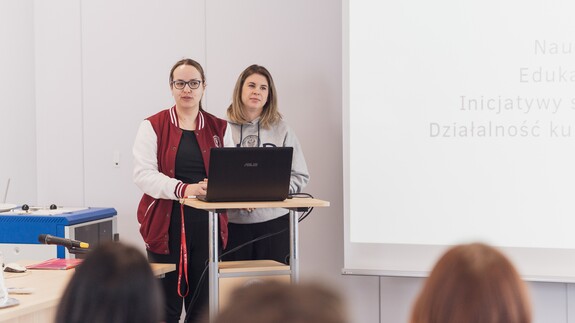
[210,281,349,323]
[227,64,281,128]
[410,242,531,323]
[55,241,164,323]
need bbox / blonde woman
[223,65,309,264]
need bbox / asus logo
[243,162,258,167]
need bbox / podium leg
[208,211,219,321]
[289,209,299,283]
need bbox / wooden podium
[184,197,330,319]
[218,260,291,309]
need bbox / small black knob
[49,204,57,210]
[21,204,29,211]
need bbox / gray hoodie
[227,117,310,223]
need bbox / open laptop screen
[198,147,293,202]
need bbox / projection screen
[343,0,575,281]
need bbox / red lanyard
[177,202,189,297]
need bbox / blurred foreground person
[208,281,348,323]
[55,242,164,323]
[410,242,531,323]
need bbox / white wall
[1,1,572,322]
[35,0,84,206]
[79,0,207,247]
[0,0,36,204]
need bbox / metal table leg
[208,211,219,321]
[289,209,299,283]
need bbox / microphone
[37,234,90,249]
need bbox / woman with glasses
[133,58,233,323]
[222,64,310,264]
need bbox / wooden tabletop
[0,262,175,323]
[183,197,330,211]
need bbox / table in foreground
[0,262,175,323]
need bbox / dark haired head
[55,242,164,323]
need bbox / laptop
[197,147,293,202]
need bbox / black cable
[298,207,314,222]
[183,229,286,323]
[219,229,286,260]
[183,261,209,323]
[287,192,314,199]
[288,192,314,221]
[184,229,288,323]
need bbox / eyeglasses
[171,80,202,90]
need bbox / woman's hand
[184,179,208,197]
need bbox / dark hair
[55,242,164,323]
[208,281,348,323]
[169,58,207,110]
[410,243,531,323]
[227,64,281,129]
